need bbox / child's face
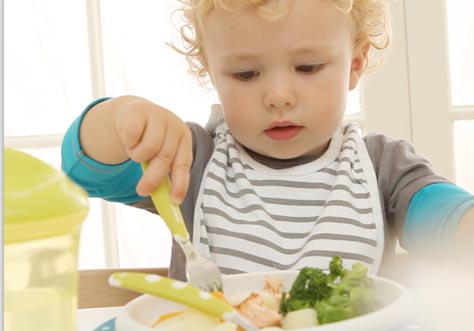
[202,0,367,159]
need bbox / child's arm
[79,96,135,165]
[454,207,474,262]
[73,95,192,204]
[401,183,474,262]
[364,133,473,263]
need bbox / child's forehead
[201,0,353,37]
[199,0,354,34]
[200,0,355,59]
[210,0,292,19]
[199,0,349,19]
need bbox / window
[402,0,474,191]
[5,0,213,269]
[446,1,474,192]
[5,1,92,137]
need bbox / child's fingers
[136,155,169,197]
[117,109,148,150]
[169,130,193,204]
[126,117,166,162]
[135,124,183,196]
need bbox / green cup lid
[4,147,89,243]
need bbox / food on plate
[237,291,282,328]
[280,308,317,329]
[151,257,383,330]
[151,309,221,331]
[280,256,383,325]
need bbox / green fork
[142,163,223,292]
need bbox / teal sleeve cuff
[61,97,145,203]
[401,183,474,256]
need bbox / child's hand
[115,98,192,204]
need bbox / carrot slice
[211,290,231,305]
[151,310,184,327]
[151,292,228,327]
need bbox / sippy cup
[4,148,89,331]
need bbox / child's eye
[232,71,259,81]
[295,64,322,74]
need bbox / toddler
[62,0,473,280]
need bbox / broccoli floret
[279,267,332,315]
[290,267,332,301]
[340,263,373,288]
[350,287,383,315]
[316,261,383,324]
[315,293,355,324]
[328,255,345,282]
[280,257,383,323]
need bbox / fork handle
[141,163,189,241]
[109,272,234,318]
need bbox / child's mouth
[264,124,303,141]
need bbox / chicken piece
[264,276,283,306]
[237,293,282,329]
[264,276,283,295]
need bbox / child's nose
[263,80,297,110]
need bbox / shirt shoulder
[363,132,450,237]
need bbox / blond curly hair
[174,0,391,84]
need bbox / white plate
[115,270,415,331]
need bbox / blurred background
[4,0,474,272]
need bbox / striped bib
[193,123,384,274]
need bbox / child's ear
[349,41,370,90]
